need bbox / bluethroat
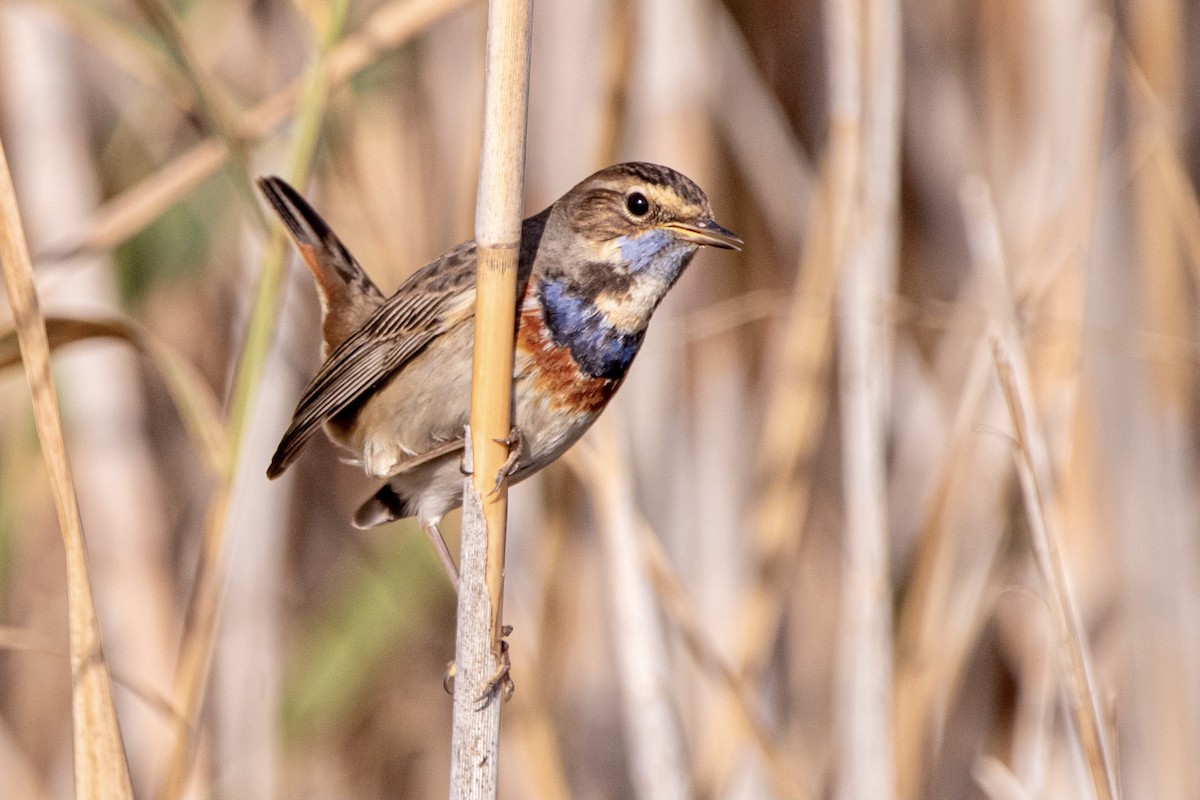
[260,163,740,581]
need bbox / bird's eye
[626,192,650,217]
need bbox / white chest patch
[593,277,670,331]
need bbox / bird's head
[563,161,740,257]
[540,162,741,298]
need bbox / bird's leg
[490,426,523,495]
[476,625,515,709]
[423,521,459,591]
[443,625,514,705]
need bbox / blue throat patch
[539,280,646,380]
[618,230,691,283]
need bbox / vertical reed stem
[827,0,902,796]
[448,0,531,794]
[0,141,133,799]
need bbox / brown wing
[267,207,552,479]
[267,242,477,478]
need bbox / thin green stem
[158,8,348,796]
[226,3,347,449]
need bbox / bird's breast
[535,278,647,378]
[515,288,621,416]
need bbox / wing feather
[267,268,475,478]
[266,205,552,480]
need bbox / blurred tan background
[1,0,1198,798]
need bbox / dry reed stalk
[211,325,297,798]
[0,142,133,798]
[891,336,995,794]
[448,0,530,793]
[46,0,475,261]
[0,624,183,726]
[503,637,571,800]
[156,9,346,794]
[0,13,184,789]
[502,476,572,799]
[207,28,352,772]
[1020,16,1113,314]
[635,518,812,800]
[693,158,833,796]
[1006,19,1112,797]
[826,0,901,796]
[1128,52,1200,308]
[894,22,1113,794]
[156,487,226,800]
[564,433,690,800]
[993,338,1119,800]
[962,179,1119,800]
[482,7,627,785]
[1102,35,1200,799]
[689,16,820,789]
[1125,0,1187,408]
[0,316,228,469]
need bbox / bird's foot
[475,628,513,710]
[476,625,515,709]
[489,427,523,495]
[443,626,515,708]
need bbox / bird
[260,162,740,585]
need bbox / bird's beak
[665,219,743,251]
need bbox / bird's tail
[257,176,385,353]
[352,483,417,529]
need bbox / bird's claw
[489,427,522,496]
[476,625,515,709]
[445,627,515,708]
[475,662,514,710]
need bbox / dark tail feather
[257,176,384,351]
[266,441,293,480]
[352,483,417,529]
